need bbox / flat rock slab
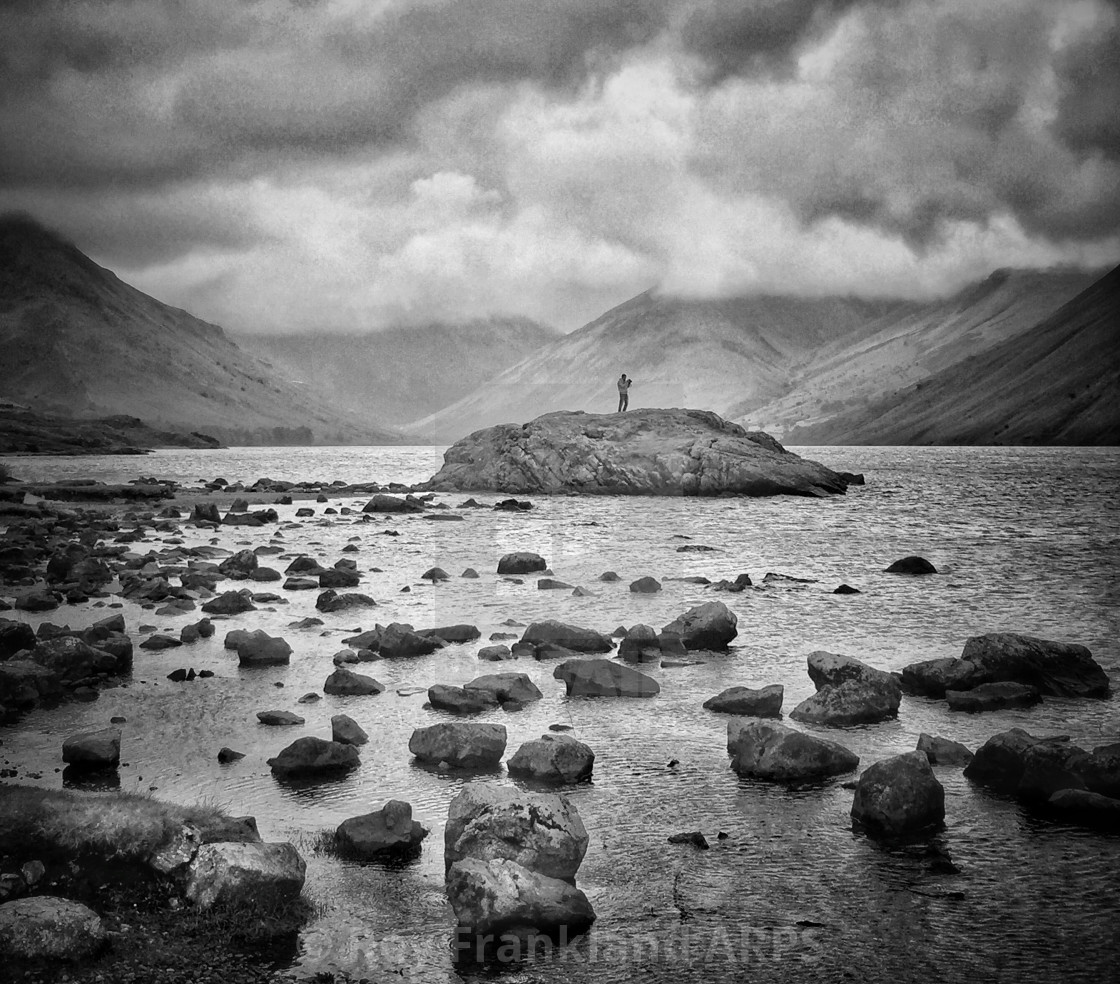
[418,408,849,496]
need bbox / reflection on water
[1,445,1118,982]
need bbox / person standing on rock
[617,373,632,412]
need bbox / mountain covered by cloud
[1,0,1117,335]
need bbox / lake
[2,444,1118,983]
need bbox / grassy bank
[0,784,313,984]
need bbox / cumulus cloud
[0,0,1117,332]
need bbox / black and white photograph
[0,1,1117,981]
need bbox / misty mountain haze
[236,318,559,426]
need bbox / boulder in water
[790,678,900,727]
[885,556,937,574]
[916,733,974,766]
[336,800,428,856]
[331,714,369,745]
[409,723,507,768]
[62,727,121,768]
[508,734,595,784]
[661,601,737,650]
[445,784,589,878]
[323,667,384,696]
[703,684,783,717]
[267,736,360,776]
[851,751,946,836]
[727,718,858,781]
[497,552,547,574]
[553,658,660,698]
[520,620,613,653]
[946,681,1041,712]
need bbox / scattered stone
[428,684,498,715]
[316,589,377,612]
[477,644,514,661]
[362,494,423,514]
[319,568,360,589]
[323,668,383,696]
[617,624,661,662]
[833,584,861,594]
[256,710,304,726]
[667,831,709,849]
[917,733,974,766]
[201,590,256,615]
[885,555,936,574]
[461,568,480,578]
[234,630,293,667]
[497,551,548,575]
[332,714,369,745]
[703,684,783,717]
[466,672,542,706]
[422,567,451,582]
[629,576,661,593]
[218,747,245,763]
[790,678,900,727]
[417,624,482,644]
[537,577,574,590]
[598,571,620,582]
[662,601,737,650]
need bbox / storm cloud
[0,0,1116,332]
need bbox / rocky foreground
[419,408,854,496]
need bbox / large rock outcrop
[418,409,849,496]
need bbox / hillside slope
[785,264,1120,445]
[0,215,400,445]
[404,291,903,442]
[237,317,558,426]
[731,267,1102,436]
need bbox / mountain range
[408,265,1118,445]
[1,212,1116,448]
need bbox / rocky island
[419,408,852,496]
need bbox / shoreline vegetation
[0,785,314,984]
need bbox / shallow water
[1,445,1118,983]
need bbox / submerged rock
[417,409,849,496]
[885,556,937,574]
[851,751,946,836]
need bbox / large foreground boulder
[417,409,848,496]
[553,658,660,698]
[0,896,105,960]
[445,784,589,879]
[409,723,507,768]
[661,601,737,650]
[727,718,858,781]
[851,751,946,836]
[185,842,306,909]
[508,734,595,784]
[446,858,595,939]
[335,801,428,857]
[902,633,1109,698]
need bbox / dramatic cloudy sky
[2,0,1118,333]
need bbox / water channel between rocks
[2,445,1118,983]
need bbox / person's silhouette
[617,373,632,412]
